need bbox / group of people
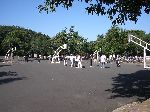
[64,54,83,68]
[6,51,122,68]
[90,53,122,68]
[61,53,122,69]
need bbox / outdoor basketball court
[0,60,150,112]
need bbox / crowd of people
[58,53,145,69]
[63,54,83,68]
[3,50,145,69]
[54,54,121,68]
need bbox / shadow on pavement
[0,64,11,68]
[0,71,17,77]
[0,71,26,85]
[106,70,150,101]
[0,58,3,62]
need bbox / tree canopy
[38,0,150,24]
[1,25,150,57]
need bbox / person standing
[100,54,106,68]
[63,56,67,66]
[77,55,82,68]
[70,54,74,67]
[109,54,113,63]
[90,54,93,67]
[116,55,121,67]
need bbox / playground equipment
[51,44,67,63]
[128,34,150,68]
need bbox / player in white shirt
[70,54,75,67]
[100,54,106,68]
[75,55,82,68]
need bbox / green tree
[103,26,123,55]
[94,26,128,56]
[30,33,52,57]
[51,28,68,48]
[0,25,52,56]
[51,26,88,55]
[2,30,21,54]
[0,26,19,55]
[95,34,105,52]
[88,41,96,54]
[38,0,150,24]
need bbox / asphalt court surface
[0,60,149,112]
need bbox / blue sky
[0,0,150,41]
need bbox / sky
[0,0,150,41]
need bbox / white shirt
[101,55,106,62]
[70,56,75,62]
[109,55,112,59]
[75,55,81,62]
